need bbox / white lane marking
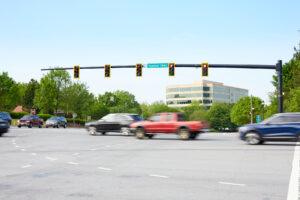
[15,145,19,148]
[287,142,300,200]
[21,164,32,168]
[105,145,111,147]
[218,181,245,187]
[73,153,80,156]
[67,162,79,165]
[98,167,112,171]
[31,153,37,156]
[149,174,169,179]
[20,149,26,151]
[90,148,98,151]
[45,156,57,161]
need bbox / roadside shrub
[10,112,30,119]
[37,114,54,121]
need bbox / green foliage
[271,44,300,112]
[34,70,71,114]
[182,101,208,121]
[88,101,109,120]
[230,96,263,126]
[10,112,30,119]
[207,103,236,131]
[0,72,26,110]
[37,114,54,121]
[286,87,300,112]
[140,101,180,119]
[24,79,39,108]
[66,118,87,125]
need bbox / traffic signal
[201,63,209,77]
[136,63,143,77]
[104,64,111,78]
[168,63,175,77]
[73,65,80,79]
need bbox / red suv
[18,115,43,128]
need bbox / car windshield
[130,115,143,121]
[21,115,32,119]
[0,113,9,118]
[49,117,59,120]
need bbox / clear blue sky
[0,0,299,104]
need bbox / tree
[141,101,179,119]
[182,101,208,120]
[24,79,39,109]
[34,70,71,114]
[286,87,300,112]
[271,43,300,112]
[230,96,263,126]
[99,90,141,114]
[207,103,236,131]
[66,82,94,118]
[0,72,15,110]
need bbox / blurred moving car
[18,115,43,128]
[85,113,143,136]
[130,112,210,140]
[46,116,67,128]
[0,119,10,136]
[0,112,12,125]
[239,113,300,145]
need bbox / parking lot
[0,128,298,200]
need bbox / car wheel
[102,132,106,135]
[39,124,42,128]
[121,127,130,136]
[245,132,261,145]
[146,134,154,139]
[18,125,21,128]
[136,128,145,139]
[179,128,190,140]
[0,133,2,137]
[46,126,48,128]
[88,127,97,135]
[189,132,197,140]
[64,124,67,128]
[57,124,60,128]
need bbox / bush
[66,118,89,125]
[37,114,54,121]
[10,112,30,119]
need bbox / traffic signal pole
[41,60,284,113]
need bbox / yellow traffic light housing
[73,65,80,79]
[201,63,209,77]
[168,63,175,77]
[104,64,111,78]
[136,63,143,77]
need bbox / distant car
[85,113,143,136]
[0,112,12,125]
[18,115,43,128]
[239,113,300,145]
[0,119,10,136]
[46,116,67,128]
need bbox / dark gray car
[0,112,12,125]
[85,113,143,136]
[0,119,10,136]
[46,116,67,128]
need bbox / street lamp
[261,100,265,121]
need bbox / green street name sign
[147,63,168,68]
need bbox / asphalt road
[0,127,298,200]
